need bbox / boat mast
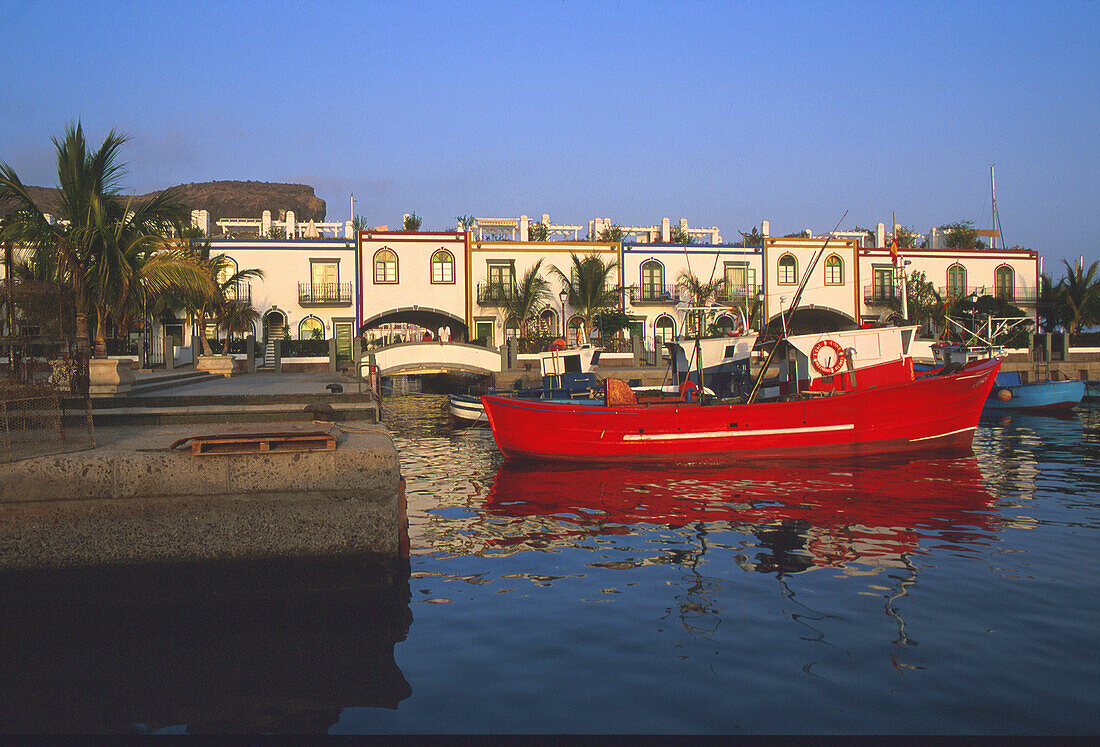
[990,164,1002,250]
[745,210,848,404]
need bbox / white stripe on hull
[622,423,855,442]
[909,426,975,443]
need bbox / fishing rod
[745,210,848,404]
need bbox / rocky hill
[4,181,327,229]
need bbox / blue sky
[1,0,1096,270]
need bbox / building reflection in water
[0,555,412,734]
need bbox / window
[475,320,494,346]
[641,260,664,300]
[374,249,398,284]
[299,317,324,340]
[654,315,677,346]
[714,314,735,336]
[778,254,797,285]
[724,263,756,297]
[486,262,514,301]
[504,317,520,340]
[431,249,454,284]
[311,259,340,301]
[873,267,895,303]
[995,266,1015,301]
[824,255,843,285]
[216,257,238,286]
[947,264,967,297]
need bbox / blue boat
[985,370,1085,411]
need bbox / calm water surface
[4,395,1098,734]
[339,395,1100,734]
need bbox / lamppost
[559,288,569,341]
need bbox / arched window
[778,254,798,285]
[374,248,398,284]
[299,316,325,340]
[947,263,967,297]
[504,317,520,340]
[824,254,843,285]
[654,315,677,346]
[431,249,454,284]
[995,265,1015,301]
[714,314,735,336]
[215,257,238,286]
[641,259,664,301]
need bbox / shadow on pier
[0,554,412,734]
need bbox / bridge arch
[361,305,467,340]
[763,305,859,335]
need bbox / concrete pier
[0,422,403,569]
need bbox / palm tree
[184,240,264,356]
[676,268,726,338]
[219,298,261,344]
[550,252,620,341]
[1060,259,1100,335]
[0,122,214,358]
[501,259,550,339]
[1037,272,1067,333]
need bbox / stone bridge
[364,341,503,376]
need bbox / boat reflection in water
[485,455,1001,574]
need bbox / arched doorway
[263,308,286,343]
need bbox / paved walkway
[131,368,365,397]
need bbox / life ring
[549,338,567,351]
[810,339,846,375]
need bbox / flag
[889,237,898,266]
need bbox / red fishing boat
[482,356,1002,463]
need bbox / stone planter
[196,355,236,378]
[88,358,135,397]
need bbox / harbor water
[4,394,1099,733]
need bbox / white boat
[448,345,603,425]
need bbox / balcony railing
[629,284,681,304]
[715,284,762,303]
[938,285,1037,304]
[224,282,252,304]
[477,282,514,305]
[298,282,352,305]
[864,284,900,305]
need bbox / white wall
[206,238,357,340]
[762,237,860,324]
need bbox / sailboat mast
[990,164,1000,250]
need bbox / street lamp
[559,288,569,341]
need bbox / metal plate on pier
[171,430,337,456]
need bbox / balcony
[298,281,352,306]
[864,284,900,305]
[223,282,252,304]
[629,284,680,304]
[715,284,762,304]
[477,282,514,305]
[937,286,1037,304]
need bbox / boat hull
[483,357,1001,464]
[984,380,1085,411]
